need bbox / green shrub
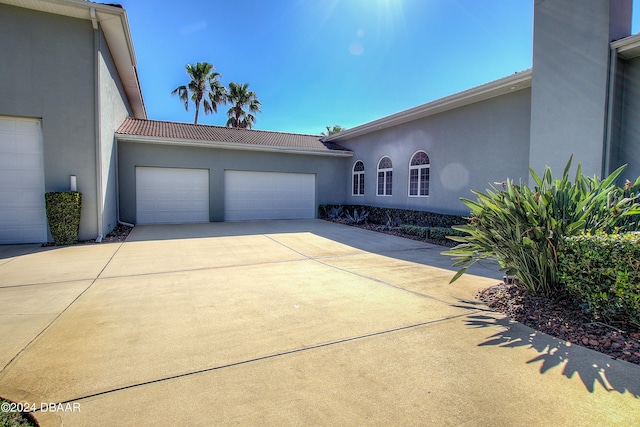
[558,233,640,326]
[429,227,468,241]
[444,157,640,295]
[400,224,428,238]
[45,191,82,245]
[399,225,469,243]
[319,205,464,228]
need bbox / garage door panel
[135,167,209,224]
[0,208,19,223]
[17,191,42,205]
[0,117,46,244]
[224,171,315,221]
[0,227,22,242]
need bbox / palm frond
[172,62,225,124]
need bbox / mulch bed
[100,223,133,243]
[478,284,640,365]
[41,223,132,247]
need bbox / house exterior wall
[0,4,98,240]
[98,28,133,236]
[337,89,532,216]
[528,0,632,180]
[616,56,640,181]
[117,141,349,223]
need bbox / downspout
[91,8,104,242]
[602,45,618,178]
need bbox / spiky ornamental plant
[444,157,640,296]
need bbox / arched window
[377,156,393,196]
[352,161,365,195]
[409,151,430,196]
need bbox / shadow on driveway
[465,314,640,397]
[125,220,502,278]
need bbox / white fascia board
[96,9,147,119]
[116,134,354,157]
[325,69,532,142]
[612,33,640,59]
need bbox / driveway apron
[0,220,638,426]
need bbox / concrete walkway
[0,219,638,426]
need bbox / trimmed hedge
[558,233,640,326]
[319,204,464,228]
[399,224,469,242]
[429,227,469,241]
[400,224,428,239]
[45,191,82,245]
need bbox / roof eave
[325,69,533,142]
[95,7,147,119]
[115,134,354,157]
[612,33,640,59]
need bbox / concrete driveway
[0,219,638,426]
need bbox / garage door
[136,167,209,224]
[224,171,315,221]
[0,116,47,244]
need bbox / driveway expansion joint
[52,310,483,406]
[263,234,453,305]
[0,242,126,373]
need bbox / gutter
[115,134,354,157]
[602,45,618,177]
[92,8,104,243]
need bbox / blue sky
[120,0,640,135]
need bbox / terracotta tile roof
[116,118,352,154]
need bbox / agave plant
[345,208,369,224]
[327,206,344,219]
[444,156,640,296]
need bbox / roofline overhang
[1,0,146,119]
[325,69,532,142]
[612,33,640,59]
[115,134,354,157]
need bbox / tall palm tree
[225,82,261,129]
[171,62,226,124]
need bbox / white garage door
[136,167,209,224]
[0,116,47,244]
[224,171,315,221]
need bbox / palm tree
[225,82,261,129]
[321,125,345,136]
[171,62,226,124]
